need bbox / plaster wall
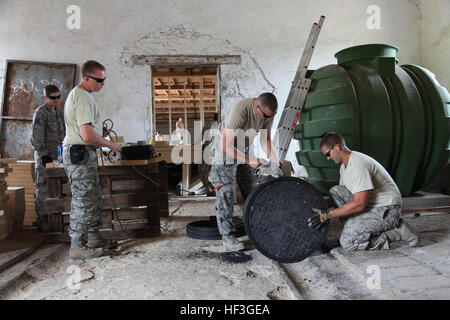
[422,0,450,90]
[0,0,443,175]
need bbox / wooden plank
[182,164,191,197]
[6,187,25,232]
[62,183,71,195]
[45,193,162,213]
[133,55,241,66]
[155,84,216,90]
[168,77,172,143]
[188,175,204,193]
[0,158,17,164]
[184,77,188,133]
[46,159,161,170]
[48,212,62,232]
[152,67,157,138]
[154,94,217,101]
[47,177,62,198]
[111,179,146,192]
[113,207,153,221]
[112,222,160,231]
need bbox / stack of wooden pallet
[5,161,36,227]
[6,187,25,232]
[0,159,14,239]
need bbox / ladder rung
[274,16,325,162]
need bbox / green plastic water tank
[294,44,450,196]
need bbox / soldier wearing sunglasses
[30,84,66,232]
[308,132,419,250]
[63,60,119,260]
[210,93,281,252]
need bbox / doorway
[152,66,219,145]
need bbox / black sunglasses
[325,144,335,158]
[257,105,276,119]
[48,94,61,100]
[87,75,106,83]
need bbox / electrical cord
[100,118,180,234]
[100,153,132,235]
[103,119,118,163]
[121,157,168,191]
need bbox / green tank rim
[335,44,399,66]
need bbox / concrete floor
[0,197,449,300]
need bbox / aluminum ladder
[274,15,325,163]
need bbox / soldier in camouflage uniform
[30,85,65,232]
[199,113,219,194]
[308,132,419,250]
[63,60,119,260]
[210,93,281,252]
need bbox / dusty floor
[0,197,449,300]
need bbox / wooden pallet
[6,187,25,232]
[0,159,14,239]
[5,161,36,227]
[45,161,168,243]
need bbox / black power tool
[120,144,155,160]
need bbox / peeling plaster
[120,24,277,139]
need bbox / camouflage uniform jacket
[30,103,65,159]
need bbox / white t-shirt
[63,87,103,147]
[211,98,273,164]
[339,151,402,208]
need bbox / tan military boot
[87,238,118,250]
[222,235,245,252]
[386,219,420,247]
[86,232,118,249]
[69,245,104,261]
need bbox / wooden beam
[133,55,241,66]
[154,95,217,101]
[152,69,157,136]
[184,77,188,130]
[154,84,216,90]
[200,77,205,128]
[155,102,217,107]
[152,73,217,79]
[155,106,217,112]
[168,77,172,143]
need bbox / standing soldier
[30,84,66,232]
[210,93,281,251]
[63,60,119,260]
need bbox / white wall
[422,0,450,90]
[1,0,446,175]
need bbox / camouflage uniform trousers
[329,185,401,251]
[210,164,239,236]
[34,152,51,228]
[63,146,103,244]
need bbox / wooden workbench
[44,159,168,243]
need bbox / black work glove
[308,208,331,232]
[41,155,53,166]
